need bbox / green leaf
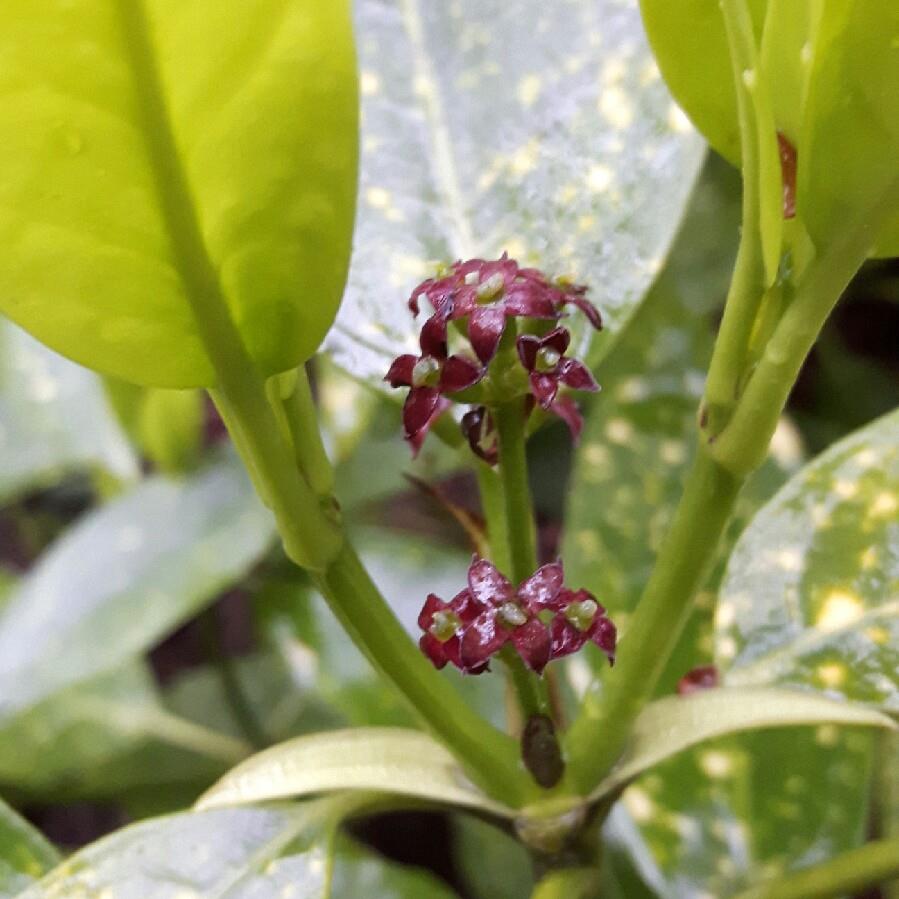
[0,318,137,505]
[589,686,894,803]
[136,388,204,475]
[0,2,357,387]
[0,451,274,723]
[718,409,899,707]
[798,0,899,255]
[23,798,453,898]
[196,727,513,819]
[0,661,248,798]
[452,815,533,899]
[640,0,899,256]
[562,158,801,696]
[0,795,59,897]
[604,726,874,896]
[325,0,705,387]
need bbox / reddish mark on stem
[777,132,797,220]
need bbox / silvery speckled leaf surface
[718,409,899,709]
[0,318,137,504]
[325,0,705,386]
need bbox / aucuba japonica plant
[0,1,896,897]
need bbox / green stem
[492,402,551,721]
[494,401,539,583]
[531,868,601,899]
[313,540,534,808]
[709,179,899,475]
[565,448,741,791]
[476,463,512,577]
[733,837,899,899]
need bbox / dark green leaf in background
[326,0,705,388]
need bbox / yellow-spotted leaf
[0,795,59,897]
[719,409,899,708]
[326,0,705,387]
[0,2,358,387]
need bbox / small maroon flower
[549,588,616,665]
[677,664,719,695]
[409,255,602,365]
[460,406,498,465]
[385,314,483,450]
[418,590,487,674]
[460,558,566,674]
[517,327,598,409]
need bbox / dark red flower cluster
[418,557,616,675]
[385,255,602,454]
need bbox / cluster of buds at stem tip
[385,254,602,457]
[419,557,616,675]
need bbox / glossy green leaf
[718,409,899,708]
[604,726,874,896]
[640,0,899,255]
[0,2,357,387]
[0,795,59,897]
[590,686,893,803]
[196,727,513,818]
[562,159,801,697]
[798,0,899,255]
[325,0,705,387]
[23,798,454,899]
[0,318,137,505]
[452,815,534,899]
[0,451,274,723]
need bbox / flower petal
[460,609,508,669]
[406,397,450,457]
[562,294,603,330]
[417,593,446,630]
[530,372,558,409]
[559,358,599,392]
[385,354,417,387]
[518,562,565,612]
[419,633,450,669]
[403,387,441,437]
[468,558,515,606]
[550,615,587,659]
[504,287,558,319]
[516,334,540,372]
[440,355,483,392]
[419,313,449,359]
[511,619,552,674]
[541,327,571,357]
[448,588,482,624]
[468,305,507,364]
[589,616,617,664]
[461,406,498,465]
[677,664,719,695]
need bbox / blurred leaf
[605,725,874,897]
[136,388,204,475]
[0,450,274,722]
[562,158,801,696]
[0,661,248,800]
[590,687,893,802]
[0,795,59,897]
[0,3,357,387]
[325,0,705,388]
[0,318,137,505]
[23,798,453,899]
[719,409,899,707]
[196,727,512,819]
[452,815,533,899]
